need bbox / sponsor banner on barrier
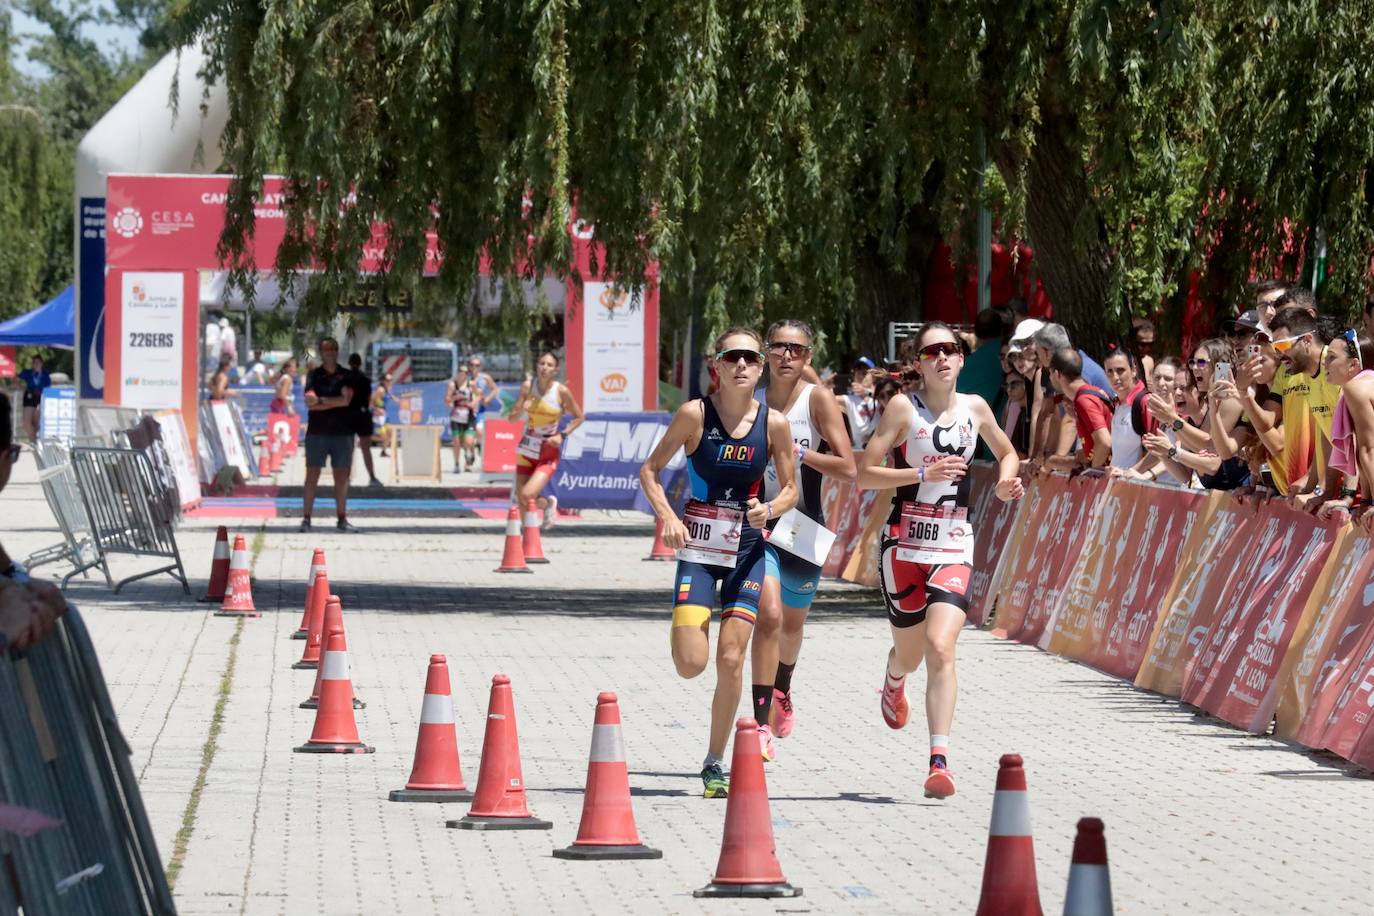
[841,488,891,588]
[1180,504,1338,732]
[38,386,77,443]
[153,409,202,509]
[551,412,683,510]
[1048,482,1209,680]
[821,478,861,579]
[1297,541,1374,757]
[481,419,521,474]
[1135,492,1252,696]
[990,475,1061,636]
[1277,528,1374,742]
[209,400,250,475]
[1024,474,1110,648]
[267,412,301,458]
[965,464,1022,625]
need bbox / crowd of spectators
[828,283,1374,520]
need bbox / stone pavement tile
[35,502,1374,914]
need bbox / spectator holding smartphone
[1270,307,1341,504]
[1149,339,1250,489]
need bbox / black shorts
[354,414,375,437]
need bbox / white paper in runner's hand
[676,501,744,568]
[767,509,837,567]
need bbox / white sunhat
[1008,318,1047,352]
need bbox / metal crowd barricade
[0,603,176,915]
[25,440,112,590]
[70,448,190,595]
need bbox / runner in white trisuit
[751,319,855,760]
[857,320,1023,799]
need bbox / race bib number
[896,501,973,565]
[452,407,471,424]
[517,424,556,460]
[767,509,836,567]
[677,501,744,568]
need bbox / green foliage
[181,0,1374,351]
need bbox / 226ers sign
[897,502,972,565]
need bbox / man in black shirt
[302,337,357,531]
[347,353,382,487]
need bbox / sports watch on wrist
[1167,446,1178,459]
[1171,418,1185,432]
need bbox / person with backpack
[1103,346,1153,472]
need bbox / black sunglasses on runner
[716,348,765,366]
[767,341,811,357]
[918,341,962,360]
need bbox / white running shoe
[542,495,558,530]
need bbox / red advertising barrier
[0,346,15,379]
[966,464,1024,627]
[481,419,522,475]
[267,412,300,458]
[1047,481,1210,680]
[820,478,862,579]
[1180,504,1337,733]
[1295,542,1374,758]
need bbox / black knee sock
[752,684,773,726]
[774,661,796,696]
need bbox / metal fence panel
[69,448,189,595]
[0,603,174,914]
[25,440,111,590]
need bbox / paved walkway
[7,455,1374,914]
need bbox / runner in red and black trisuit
[857,321,1023,799]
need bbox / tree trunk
[991,100,1118,356]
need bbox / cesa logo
[600,373,628,393]
[112,207,143,238]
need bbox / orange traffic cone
[522,499,549,564]
[447,674,550,830]
[258,440,273,478]
[554,692,661,860]
[199,526,231,602]
[301,597,364,710]
[294,631,374,754]
[270,433,284,473]
[496,506,533,573]
[216,535,259,618]
[292,565,330,669]
[389,654,471,803]
[695,718,801,898]
[975,753,1043,916]
[644,518,676,561]
[1063,817,1113,916]
[292,549,326,639]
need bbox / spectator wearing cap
[1044,348,1113,470]
[1269,307,1341,502]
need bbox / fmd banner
[552,412,685,510]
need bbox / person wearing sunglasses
[639,327,798,799]
[857,320,1023,801]
[511,352,584,530]
[1145,339,1250,490]
[1309,330,1374,518]
[1268,307,1342,503]
[749,320,856,759]
[0,392,67,655]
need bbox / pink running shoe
[758,724,777,762]
[923,763,956,799]
[770,688,795,738]
[881,675,910,730]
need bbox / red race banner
[1135,493,1254,696]
[820,478,861,579]
[1274,528,1374,740]
[481,419,522,474]
[967,464,1024,627]
[0,346,15,379]
[1048,481,1210,680]
[1014,474,1109,647]
[1295,537,1374,756]
[266,412,301,456]
[1181,503,1338,732]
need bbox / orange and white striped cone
[292,565,330,670]
[976,753,1043,916]
[301,597,364,710]
[447,674,550,830]
[496,506,532,573]
[1063,817,1113,916]
[270,432,284,473]
[522,499,550,564]
[259,440,273,478]
[389,654,471,803]
[216,535,259,618]
[292,549,326,639]
[294,631,374,754]
[554,692,661,860]
[644,518,676,561]
[198,526,231,602]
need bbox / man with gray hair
[1026,322,1113,461]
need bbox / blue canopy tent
[0,286,75,348]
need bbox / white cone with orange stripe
[496,506,532,573]
[216,535,259,618]
[976,753,1042,915]
[389,654,471,803]
[199,526,231,602]
[554,692,661,860]
[1063,817,1112,916]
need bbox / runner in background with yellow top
[511,352,584,529]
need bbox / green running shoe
[701,762,730,799]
